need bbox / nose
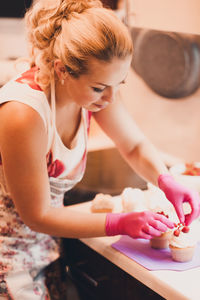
[102,87,115,103]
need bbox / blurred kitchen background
[1,0,200,198]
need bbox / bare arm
[93,94,168,186]
[0,102,106,238]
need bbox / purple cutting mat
[112,236,200,271]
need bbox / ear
[54,59,68,81]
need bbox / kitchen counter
[66,197,200,300]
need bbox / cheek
[81,90,100,104]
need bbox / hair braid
[25,0,133,90]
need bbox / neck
[54,79,73,109]
[45,79,81,119]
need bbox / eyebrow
[94,79,126,87]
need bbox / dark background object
[131,28,200,98]
[64,148,147,206]
[100,0,119,9]
[0,0,32,18]
[0,0,119,17]
[74,148,147,196]
[62,238,165,300]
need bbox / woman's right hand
[105,211,174,239]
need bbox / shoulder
[0,101,47,152]
[0,101,45,130]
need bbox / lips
[94,103,107,109]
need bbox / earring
[61,79,64,85]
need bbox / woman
[0,0,199,298]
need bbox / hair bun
[60,0,102,16]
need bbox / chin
[84,104,102,112]
[88,107,101,113]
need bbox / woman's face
[64,56,132,112]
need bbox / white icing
[91,193,114,210]
[170,229,197,248]
[121,188,146,212]
[147,183,173,211]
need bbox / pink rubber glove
[105,211,174,239]
[158,174,200,225]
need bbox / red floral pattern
[46,151,65,178]
[15,67,42,91]
[0,68,93,298]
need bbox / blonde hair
[25,0,133,90]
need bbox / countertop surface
[66,196,200,300]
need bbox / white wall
[129,0,200,35]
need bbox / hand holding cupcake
[150,211,173,249]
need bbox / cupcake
[121,187,146,212]
[169,224,196,262]
[150,231,173,249]
[91,193,114,213]
[150,211,173,249]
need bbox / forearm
[31,203,174,240]
[119,138,168,186]
[29,206,107,238]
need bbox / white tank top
[0,67,92,203]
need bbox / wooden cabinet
[62,239,164,300]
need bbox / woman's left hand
[158,174,200,225]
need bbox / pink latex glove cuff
[158,174,200,225]
[105,211,174,240]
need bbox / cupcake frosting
[91,193,114,210]
[170,230,196,248]
[121,188,146,212]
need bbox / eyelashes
[92,80,126,93]
[92,87,105,93]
